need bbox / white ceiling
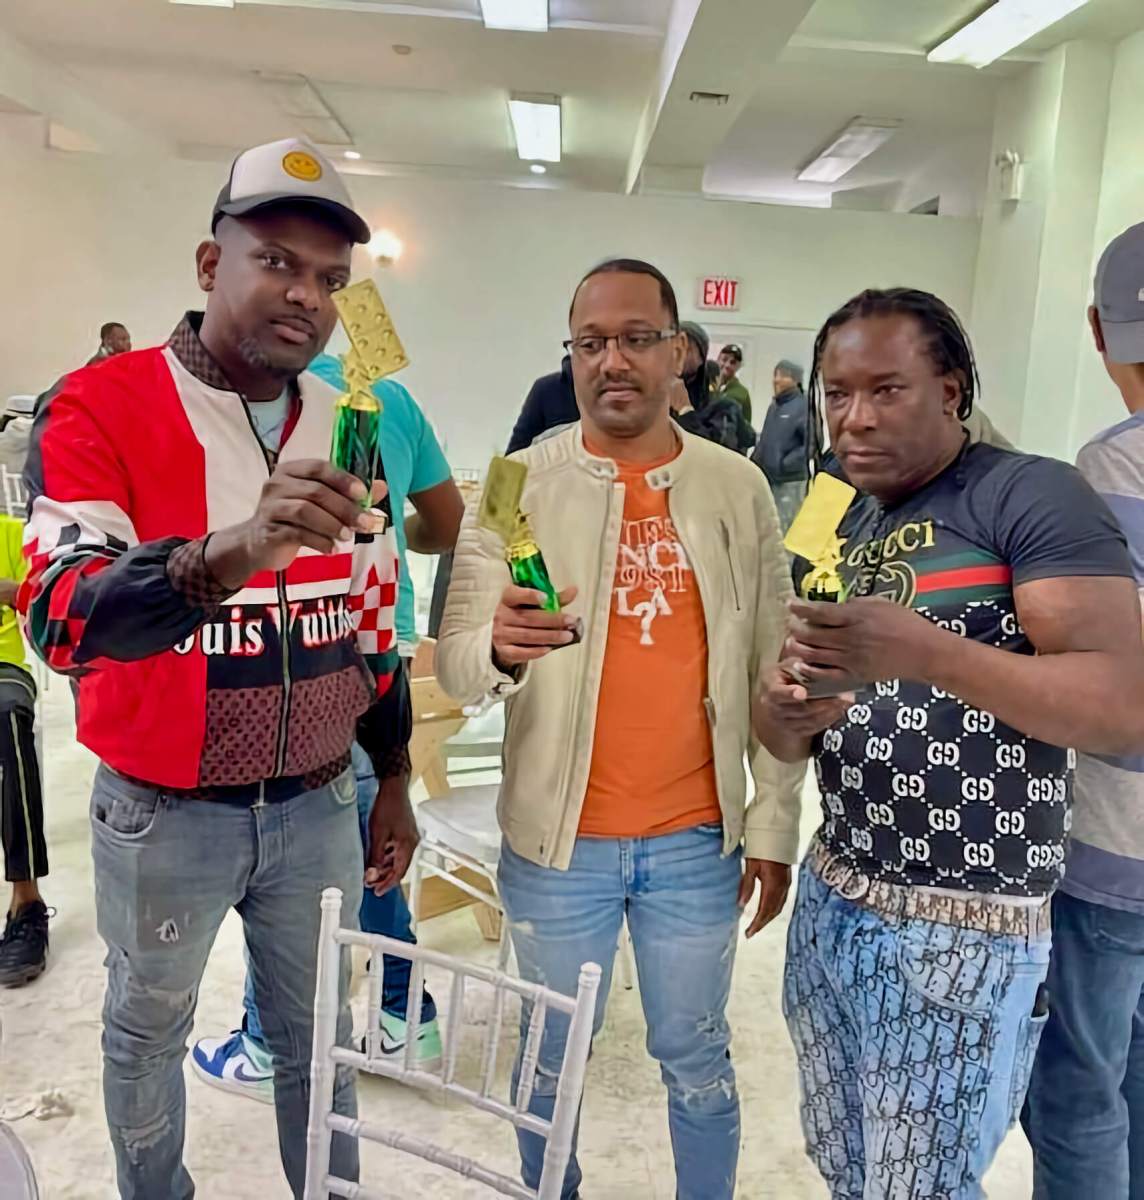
[1,0,1142,211]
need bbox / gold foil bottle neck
[506,510,540,560]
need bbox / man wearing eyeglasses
[437,258,802,1200]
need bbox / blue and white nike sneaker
[190,1029,274,1104]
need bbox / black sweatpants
[0,663,45,883]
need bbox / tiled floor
[1,676,1034,1197]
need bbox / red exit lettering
[699,278,739,310]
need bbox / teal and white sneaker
[362,1012,443,1071]
[190,1029,274,1104]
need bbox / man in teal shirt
[192,355,464,1100]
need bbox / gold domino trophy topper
[784,473,859,697]
[784,473,857,602]
[478,457,562,613]
[330,280,410,507]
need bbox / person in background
[752,359,810,531]
[672,331,755,455]
[0,395,34,512]
[1024,222,1144,1199]
[507,354,578,454]
[87,322,132,365]
[714,343,752,423]
[438,258,802,1199]
[0,514,47,988]
[20,138,413,1198]
[192,355,463,1100]
[679,321,713,411]
[755,286,1144,1200]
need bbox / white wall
[969,41,1116,456]
[0,132,981,469]
[1019,41,1112,456]
[970,47,1072,443]
[1071,28,1144,451]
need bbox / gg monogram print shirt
[799,442,1132,896]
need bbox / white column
[969,41,1112,457]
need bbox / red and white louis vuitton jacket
[19,314,409,794]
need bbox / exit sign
[698,277,740,310]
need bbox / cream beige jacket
[436,425,805,871]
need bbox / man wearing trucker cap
[19,138,412,1198]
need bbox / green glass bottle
[331,393,380,509]
[507,537,561,612]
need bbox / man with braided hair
[754,287,1144,1198]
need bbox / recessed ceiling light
[530,163,547,175]
[480,0,548,33]
[797,118,901,184]
[928,0,1092,68]
[508,94,561,163]
[343,150,361,160]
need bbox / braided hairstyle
[805,287,981,480]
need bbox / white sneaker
[190,1030,274,1104]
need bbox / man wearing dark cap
[752,358,810,531]
[678,320,713,411]
[1024,221,1144,1199]
[19,137,411,1198]
[714,342,752,423]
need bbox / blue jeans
[498,825,743,1200]
[245,744,435,1042]
[1023,891,1144,1199]
[90,763,362,1200]
[783,861,1051,1200]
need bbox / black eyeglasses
[563,329,678,360]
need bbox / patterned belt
[108,753,351,806]
[807,838,1051,939]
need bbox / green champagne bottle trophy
[784,473,858,696]
[329,280,410,505]
[479,456,562,614]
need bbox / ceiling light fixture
[480,0,548,32]
[343,150,361,160]
[529,163,547,175]
[928,0,1092,68]
[368,230,404,268]
[169,0,235,6]
[797,117,901,184]
[508,94,561,163]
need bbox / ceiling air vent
[689,91,730,106]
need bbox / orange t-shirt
[578,449,722,838]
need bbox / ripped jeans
[498,825,742,1200]
[90,764,362,1199]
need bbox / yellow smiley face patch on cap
[282,151,322,182]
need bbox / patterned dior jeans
[783,856,1051,1199]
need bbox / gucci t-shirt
[798,441,1132,897]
